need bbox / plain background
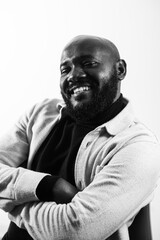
[0,0,160,239]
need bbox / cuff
[14,168,49,203]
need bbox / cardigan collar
[101,99,135,135]
[56,97,135,136]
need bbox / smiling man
[60,36,125,121]
[1,35,160,240]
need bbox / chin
[63,97,98,121]
[70,98,92,109]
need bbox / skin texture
[60,35,126,121]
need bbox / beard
[61,69,119,122]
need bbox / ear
[115,59,127,80]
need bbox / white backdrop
[0,0,160,239]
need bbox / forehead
[60,38,111,64]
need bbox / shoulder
[33,98,64,113]
[123,119,159,145]
[26,98,65,119]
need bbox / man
[1,35,160,240]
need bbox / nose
[67,66,86,83]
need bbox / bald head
[61,35,120,66]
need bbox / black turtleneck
[35,94,125,201]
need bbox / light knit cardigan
[0,98,160,240]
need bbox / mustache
[64,77,99,95]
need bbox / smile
[67,85,91,96]
[73,86,91,95]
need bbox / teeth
[73,86,90,94]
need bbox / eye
[60,66,71,75]
[82,61,98,68]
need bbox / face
[60,38,120,121]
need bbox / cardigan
[0,97,160,240]
[3,95,126,240]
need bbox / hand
[51,178,78,204]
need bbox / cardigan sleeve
[8,141,160,240]
[0,103,49,212]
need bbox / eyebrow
[60,55,96,67]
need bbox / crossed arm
[1,103,160,239]
[4,142,160,240]
[35,175,79,203]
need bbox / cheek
[98,75,110,88]
[60,78,65,92]
[99,67,112,77]
[98,68,114,85]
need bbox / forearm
[0,164,78,212]
[8,181,154,240]
[0,164,48,212]
[36,175,78,203]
